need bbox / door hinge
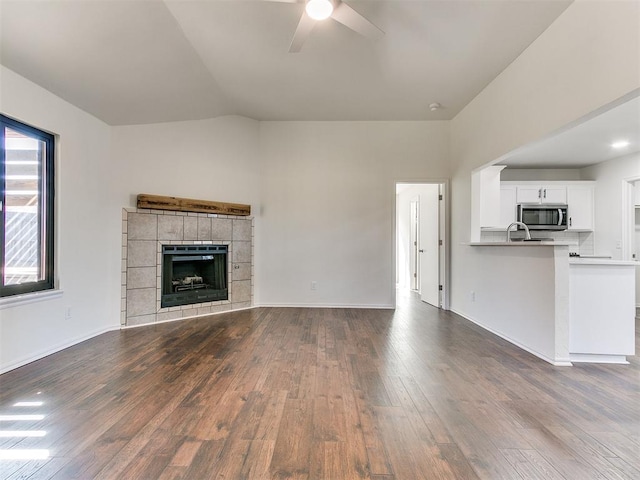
[439,194,443,200]
[438,285,443,291]
[439,239,443,246]
[414,273,417,278]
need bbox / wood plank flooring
[1,291,638,479]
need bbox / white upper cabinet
[476,165,507,228]
[541,186,568,204]
[516,185,567,204]
[501,181,595,231]
[566,184,595,230]
[500,185,518,226]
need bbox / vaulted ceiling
[497,94,640,168]
[1,0,572,126]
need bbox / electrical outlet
[311,281,317,291]
[470,291,476,302]
[65,307,72,320]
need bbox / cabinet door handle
[538,188,541,198]
[543,189,547,198]
[569,217,572,227]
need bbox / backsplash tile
[479,229,594,255]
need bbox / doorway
[396,182,447,309]
[622,177,640,307]
[634,181,639,307]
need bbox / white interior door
[635,182,639,307]
[419,185,440,307]
[410,200,419,290]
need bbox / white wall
[111,116,260,209]
[449,0,640,326]
[500,168,583,181]
[111,119,449,309]
[0,67,119,373]
[463,245,565,364]
[111,116,262,297]
[581,155,640,307]
[258,121,449,308]
[581,153,640,258]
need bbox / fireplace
[161,244,228,308]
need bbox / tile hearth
[121,208,253,327]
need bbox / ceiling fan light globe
[305,0,333,21]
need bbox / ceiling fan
[271,0,384,53]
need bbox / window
[1,114,55,297]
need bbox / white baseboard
[0,324,120,375]
[258,303,395,309]
[449,308,572,367]
[569,353,629,364]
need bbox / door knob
[419,249,424,253]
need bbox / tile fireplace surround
[121,208,254,327]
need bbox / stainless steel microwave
[517,204,568,230]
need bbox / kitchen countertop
[467,243,638,265]
[569,258,638,266]
[468,241,573,246]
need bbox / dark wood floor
[1,292,638,479]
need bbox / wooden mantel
[137,194,251,216]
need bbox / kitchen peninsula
[465,242,636,365]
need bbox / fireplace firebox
[161,245,228,308]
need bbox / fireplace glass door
[161,245,228,308]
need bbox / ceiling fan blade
[331,1,384,40]
[289,12,315,53]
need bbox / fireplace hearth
[161,244,228,308]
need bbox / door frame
[394,179,450,310]
[418,184,440,307]
[621,176,639,260]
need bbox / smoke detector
[429,103,442,111]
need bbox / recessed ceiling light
[611,140,630,149]
[429,103,442,111]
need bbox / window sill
[0,289,63,310]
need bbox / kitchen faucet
[506,221,531,241]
